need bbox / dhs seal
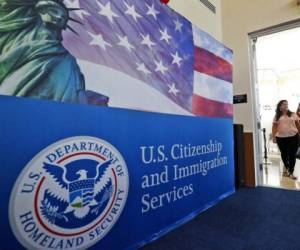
[9,136,129,250]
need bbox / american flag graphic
[63,0,233,118]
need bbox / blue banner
[0,96,234,250]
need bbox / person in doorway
[272,100,300,180]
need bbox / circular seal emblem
[9,136,129,250]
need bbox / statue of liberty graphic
[0,0,108,105]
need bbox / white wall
[221,0,300,132]
[169,0,222,40]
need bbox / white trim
[248,36,261,187]
[249,19,300,39]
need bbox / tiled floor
[262,153,300,190]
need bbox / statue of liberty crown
[35,0,82,34]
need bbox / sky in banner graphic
[63,0,233,118]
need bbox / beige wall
[222,0,300,132]
[169,0,222,40]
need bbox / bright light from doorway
[257,27,300,72]
[256,27,300,115]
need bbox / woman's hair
[275,100,292,121]
[297,103,300,113]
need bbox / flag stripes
[192,95,233,118]
[193,71,232,104]
[192,25,233,118]
[194,47,233,83]
[63,0,233,119]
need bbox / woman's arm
[295,119,300,134]
[291,113,300,133]
[272,121,278,143]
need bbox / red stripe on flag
[192,94,233,118]
[194,47,233,83]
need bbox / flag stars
[159,28,172,44]
[155,60,168,74]
[65,0,90,19]
[88,32,112,50]
[146,2,159,20]
[140,34,156,49]
[174,19,183,32]
[171,51,183,66]
[137,63,151,76]
[97,2,119,24]
[168,83,180,96]
[117,35,135,52]
[124,2,142,22]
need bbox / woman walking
[272,100,300,179]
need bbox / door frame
[248,19,300,186]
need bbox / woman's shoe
[289,174,297,180]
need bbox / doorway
[250,24,300,190]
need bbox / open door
[249,23,300,190]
